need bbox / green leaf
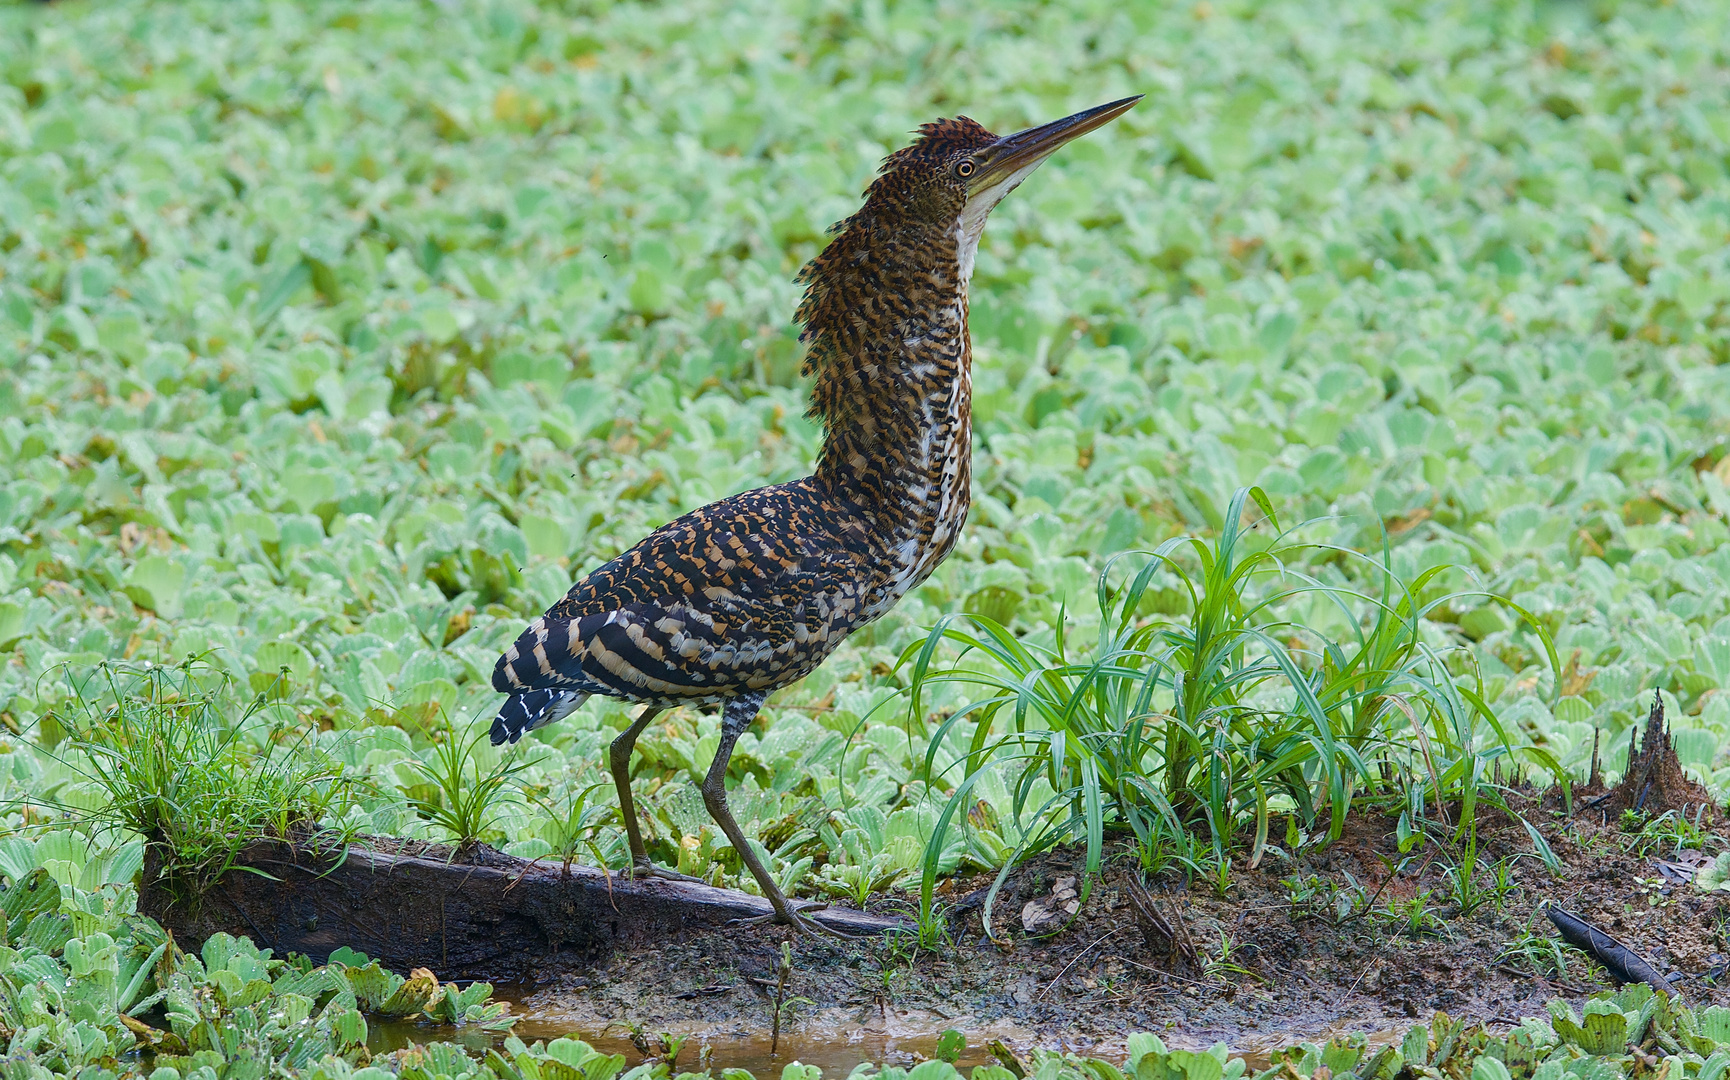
[0,601,24,650]
[1472,1058,1512,1080]
[124,556,186,619]
[936,1030,966,1064]
[1168,1049,1222,1080]
[97,312,148,365]
[376,968,439,1017]
[255,259,312,328]
[331,1007,368,1048]
[253,640,316,684]
[419,304,460,344]
[629,268,666,314]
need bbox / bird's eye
[956,159,976,178]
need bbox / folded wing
[492,484,865,709]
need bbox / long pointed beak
[968,95,1142,195]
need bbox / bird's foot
[627,859,706,884]
[731,899,860,939]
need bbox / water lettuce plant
[0,837,1725,1080]
[0,837,512,1080]
[1,0,1730,920]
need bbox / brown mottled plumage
[491,96,1140,933]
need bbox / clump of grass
[398,722,532,851]
[1496,926,1592,981]
[1620,806,1725,857]
[524,779,613,878]
[1378,892,1447,938]
[46,658,352,906]
[904,487,1563,936]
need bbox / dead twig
[1343,959,1379,999]
[1103,952,1210,989]
[1037,926,1125,1000]
[504,855,545,893]
[770,941,791,1057]
[1493,962,1594,995]
[1125,878,1200,973]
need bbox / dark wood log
[1546,904,1675,996]
[139,837,908,978]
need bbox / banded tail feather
[492,614,590,693]
[489,688,589,746]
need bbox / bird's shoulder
[548,479,869,620]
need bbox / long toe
[730,900,862,939]
[791,908,863,939]
[631,860,707,884]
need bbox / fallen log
[139,837,908,977]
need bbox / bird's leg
[700,693,847,937]
[609,706,701,883]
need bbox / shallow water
[367,1015,994,1074]
[1231,1019,1408,1072]
[369,1007,1411,1076]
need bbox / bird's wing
[492,485,865,700]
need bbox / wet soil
[506,789,1730,1064]
[144,781,1730,1068]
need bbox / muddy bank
[143,786,1728,1065]
[508,790,1728,1061]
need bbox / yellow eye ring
[956,159,975,178]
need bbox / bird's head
[860,95,1143,276]
[795,95,1142,442]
